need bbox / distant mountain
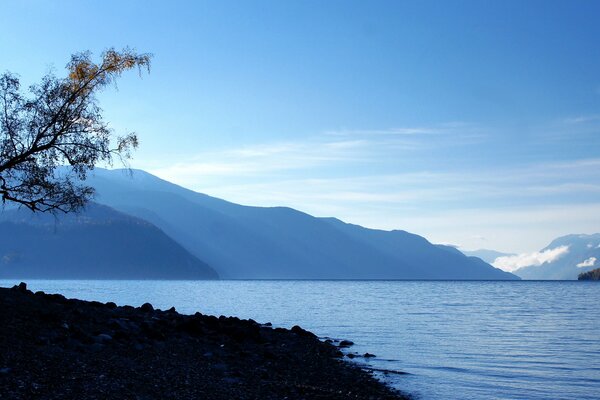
[0,204,218,279]
[84,168,518,280]
[461,249,515,264]
[514,234,600,280]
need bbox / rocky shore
[0,283,407,399]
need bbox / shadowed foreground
[0,284,406,400]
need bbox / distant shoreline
[0,277,581,282]
[0,283,407,400]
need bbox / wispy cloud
[562,115,600,125]
[325,121,473,134]
[323,122,488,143]
[325,127,443,136]
[535,114,600,141]
[149,123,490,183]
[577,257,596,268]
[492,246,570,272]
[151,139,372,180]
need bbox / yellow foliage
[65,48,151,93]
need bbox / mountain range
[512,234,600,280]
[0,203,218,279]
[0,168,518,280]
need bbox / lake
[2,280,598,400]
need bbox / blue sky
[2,0,600,253]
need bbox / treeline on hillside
[578,268,600,281]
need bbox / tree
[578,267,600,281]
[0,48,151,213]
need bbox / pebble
[89,343,105,352]
[94,334,113,343]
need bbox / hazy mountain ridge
[461,249,516,264]
[86,168,517,280]
[0,203,218,280]
[514,234,600,280]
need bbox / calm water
[2,280,599,400]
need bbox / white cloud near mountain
[492,246,570,272]
[577,257,596,268]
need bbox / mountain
[514,234,600,280]
[84,168,518,280]
[461,249,515,264]
[0,203,218,279]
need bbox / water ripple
[2,280,598,400]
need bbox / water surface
[2,280,598,400]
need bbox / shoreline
[0,283,408,399]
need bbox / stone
[109,319,129,331]
[48,293,67,303]
[140,303,154,312]
[94,333,113,343]
[291,325,317,338]
[14,282,27,292]
[178,317,205,336]
[89,343,104,352]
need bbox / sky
[1,0,600,254]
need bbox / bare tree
[0,48,151,212]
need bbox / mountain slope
[0,204,218,279]
[86,169,517,280]
[514,234,600,280]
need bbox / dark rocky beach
[0,283,407,400]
